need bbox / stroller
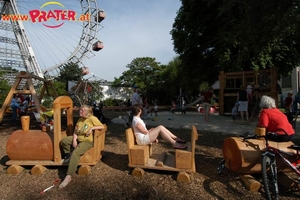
[93,104,110,124]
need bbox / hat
[235,103,239,106]
[288,91,293,95]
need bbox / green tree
[0,74,10,106]
[171,0,300,90]
[112,57,164,100]
[55,62,82,82]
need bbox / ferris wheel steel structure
[0,0,103,80]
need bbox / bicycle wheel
[261,154,279,200]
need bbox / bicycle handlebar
[239,132,260,141]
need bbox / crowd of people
[7,85,297,190]
[10,94,31,120]
[230,83,296,142]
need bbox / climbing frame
[218,68,278,115]
[0,71,57,122]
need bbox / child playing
[154,103,158,116]
[232,103,239,123]
[285,92,293,113]
[246,82,253,103]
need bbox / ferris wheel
[0,0,105,81]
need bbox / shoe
[173,143,187,150]
[63,154,71,164]
[174,138,186,143]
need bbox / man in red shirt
[257,95,294,142]
[201,87,214,122]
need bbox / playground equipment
[219,127,297,192]
[125,125,198,183]
[218,68,278,115]
[5,96,106,175]
[0,71,57,122]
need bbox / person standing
[154,103,158,116]
[131,88,142,106]
[59,105,104,188]
[285,92,293,113]
[237,85,249,121]
[292,87,300,112]
[10,94,20,120]
[231,103,239,123]
[201,87,214,122]
[246,82,253,103]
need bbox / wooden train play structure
[0,71,58,122]
[5,96,107,175]
[222,127,298,192]
[218,68,278,115]
[125,125,198,183]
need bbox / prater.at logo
[1,1,90,29]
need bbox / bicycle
[241,131,300,200]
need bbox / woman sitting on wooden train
[257,95,295,142]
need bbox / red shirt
[285,96,293,107]
[201,91,213,103]
[258,108,294,135]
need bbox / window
[281,75,292,88]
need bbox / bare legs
[203,103,211,122]
[148,125,183,146]
[240,111,249,121]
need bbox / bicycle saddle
[288,145,300,151]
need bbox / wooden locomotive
[6,96,106,175]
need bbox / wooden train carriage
[125,125,198,182]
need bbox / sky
[85,0,182,81]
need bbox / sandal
[172,143,187,150]
[174,138,186,143]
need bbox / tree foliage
[55,62,83,82]
[112,57,164,98]
[171,0,300,90]
[0,72,10,106]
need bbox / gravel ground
[0,109,300,200]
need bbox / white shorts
[135,133,150,145]
[238,101,248,112]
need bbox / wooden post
[239,174,261,192]
[219,71,224,115]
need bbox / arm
[72,133,78,148]
[134,121,149,135]
[257,110,268,128]
[86,124,104,137]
